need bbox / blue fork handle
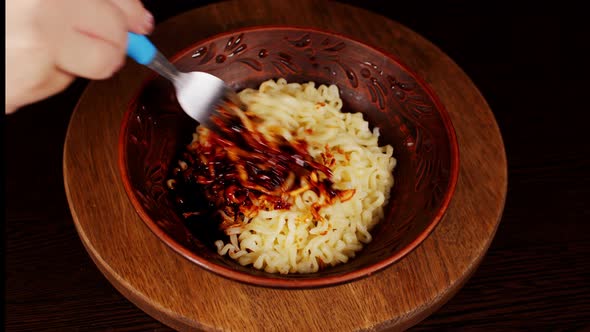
[126,32,157,65]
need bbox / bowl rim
[118,24,460,289]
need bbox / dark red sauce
[167,103,355,237]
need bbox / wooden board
[63,1,507,330]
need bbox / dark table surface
[5,1,588,331]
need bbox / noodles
[168,78,396,274]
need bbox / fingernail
[142,11,154,34]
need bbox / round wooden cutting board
[63,1,507,331]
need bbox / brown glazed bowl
[119,25,459,288]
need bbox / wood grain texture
[7,1,587,332]
[22,1,590,332]
[60,1,506,331]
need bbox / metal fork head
[174,71,229,125]
[146,52,241,128]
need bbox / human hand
[6,0,154,113]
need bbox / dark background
[6,0,589,330]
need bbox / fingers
[25,68,74,106]
[56,28,126,80]
[38,0,154,82]
[5,0,78,111]
[42,0,128,79]
[108,0,154,35]
[6,62,74,111]
[5,0,155,112]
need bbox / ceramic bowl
[119,25,459,288]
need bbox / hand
[6,0,154,113]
